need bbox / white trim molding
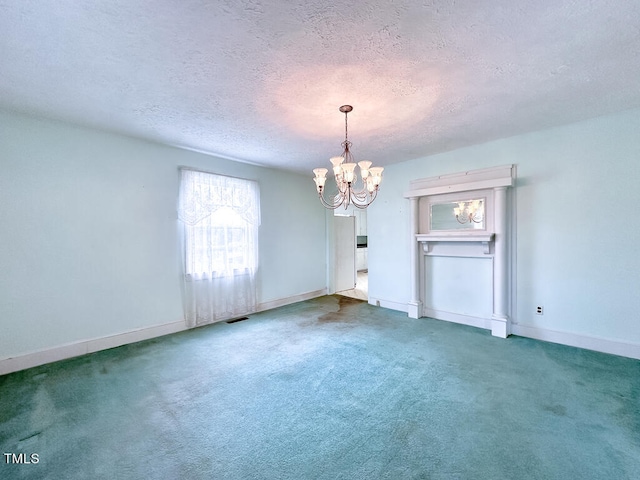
[422,307,492,331]
[511,324,640,360]
[369,297,409,313]
[257,289,327,312]
[1,289,329,376]
[404,164,515,198]
[0,320,188,376]
[378,301,640,360]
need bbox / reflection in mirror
[430,199,485,231]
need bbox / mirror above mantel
[430,198,486,231]
[419,189,494,237]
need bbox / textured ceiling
[2,0,640,174]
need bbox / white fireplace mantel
[404,165,515,338]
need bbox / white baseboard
[1,290,329,376]
[368,297,408,313]
[0,320,188,376]
[511,324,640,360]
[6,294,635,376]
[257,288,327,312]
[422,307,492,331]
[401,303,640,360]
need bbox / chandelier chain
[344,108,348,143]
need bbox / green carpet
[1,295,639,479]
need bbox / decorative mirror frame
[429,197,487,232]
[423,190,493,234]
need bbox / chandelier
[454,199,484,224]
[312,105,384,209]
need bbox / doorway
[334,209,368,301]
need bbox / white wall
[0,111,327,362]
[368,108,640,352]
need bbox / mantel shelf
[416,233,495,243]
[416,233,495,254]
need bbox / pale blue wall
[0,111,327,359]
[368,108,640,345]
[4,107,639,359]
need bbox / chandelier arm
[350,189,370,202]
[350,183,371,196]
[317,188,345,210]
[345,183,354,208]
[352,199,374,209]
[351,188,378,209]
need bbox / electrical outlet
[536,306,544,315]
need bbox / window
[185,207,249,276]
[178,169,260,279]
[178,169,261,326]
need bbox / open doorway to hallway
[335,206,368,301]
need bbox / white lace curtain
[178,169,260,327]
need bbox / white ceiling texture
[2,0,640,174]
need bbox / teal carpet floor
[1,295,639,479]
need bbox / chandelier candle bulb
[369,167,384,186]
[313,168,328,178]
[313,168,328,193]
[342,163,357,183]
[366,177,376,193]
[330,156,345,167]
[312,105,384,210]
[358,161,372,178]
